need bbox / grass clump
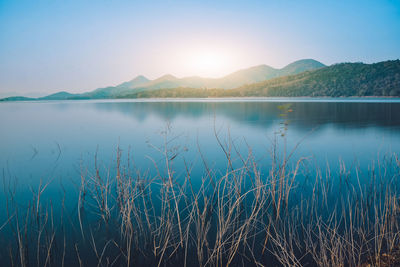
[1,129,400,267]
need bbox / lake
[1,98,399,184]
[1,98,400,266]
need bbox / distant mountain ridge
[31,59,323,100]
[118,59,325,90]
[121,60,400,98]
[4,59,399,100]
[116,75,150,88]
[241,60,400,97]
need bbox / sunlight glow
[188,50,229,77]
[173,43,240,78]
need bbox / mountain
[279,59,326,76]
[120,60,400,98]
[78,76,150,99]
[234,60,400,97]
[31,59,325,100]
[88,59,325,98]
[213,65,278,89]
[39,91,80,100]
[117,59,326,91]
[116,75,150,88]
[0,96,34,101]
[5,59,400,100]
[140,74,182,89]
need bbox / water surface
[1,98,399,193]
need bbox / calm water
[0,98,399,200]
[1,98,400,265]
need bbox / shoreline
[2,96,400,104]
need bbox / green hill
[39,91,81,100]
[30,59,325,100]
[121,60,400,98]
[234,60,400,97]
[0,96,34,101]
[82,59,326,98]
[2,59,399,101]
[278,59,326,76]
[116,75,150,88]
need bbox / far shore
[2,95,400,104]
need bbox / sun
[176,44,235,78]
[190,50,228,77]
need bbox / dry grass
[0,129,400,267]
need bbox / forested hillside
[121,60,400,98]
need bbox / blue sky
[0,0,399,96]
